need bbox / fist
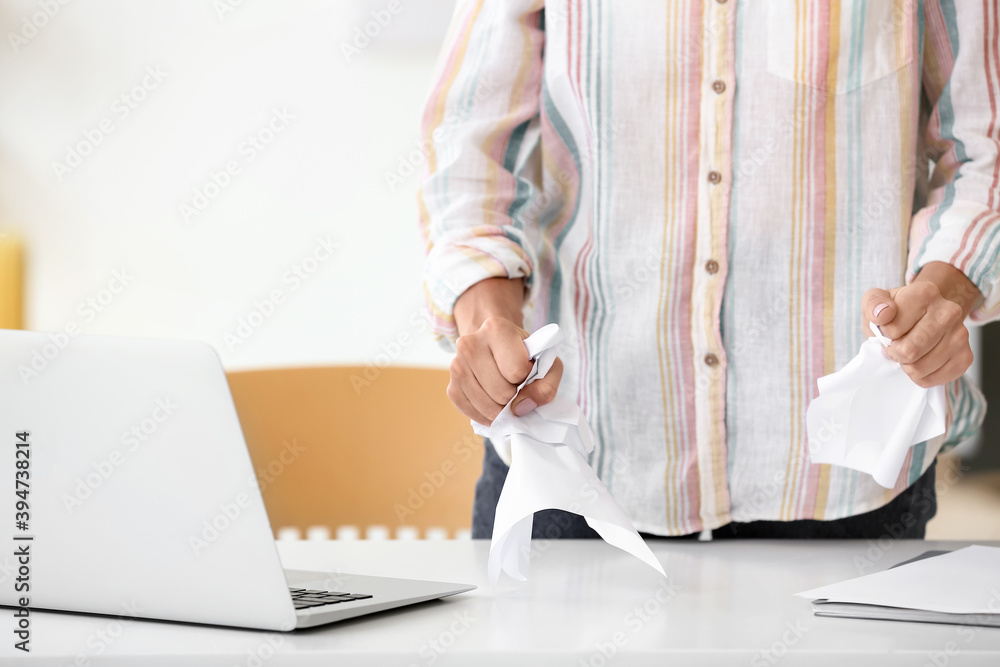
[862,281,973,388]
[447,316,564,425]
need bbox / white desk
[7,539,1000,666]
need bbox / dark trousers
[472,440,938,540]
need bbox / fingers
[861,287,897,335]
[861,281,973,389]
[447,316,534,425]
[455,332,522,407]
[898,324,973,388]
[877,282,938,341]
[911,350,974,388]
[481,317,534,384]
[885,294,963,367]
[445,372,492,426]
[447,353,500,424]
[447,317,567,424]
[513,357,563,416]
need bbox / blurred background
[0,0,454,370]
[0,0,995,540]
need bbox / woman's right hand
[448,279,563,425]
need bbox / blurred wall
[0,0,455,370]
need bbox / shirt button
[711,80,726,94]
[705,259,719,274]
[707,170,722,184]
[704,353,719,367]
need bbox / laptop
[0,329,474,631]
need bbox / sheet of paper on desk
[796,545,1000,615]
[806,321,946,489]
[472,324,666,585]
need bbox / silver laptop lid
[0,330,296,631]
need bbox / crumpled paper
[806,321,946,488]
[471,324,666,584]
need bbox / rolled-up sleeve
[908,0,1000,322]
[418,0,546,343]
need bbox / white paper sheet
[796,545,1000,615]
[471,324,666,585]
[805,322,946,488]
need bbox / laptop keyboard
[289,588,374,610]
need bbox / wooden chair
[226,366,483,539]
[0,233,24,329]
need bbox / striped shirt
[418,0,998,535]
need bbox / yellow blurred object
[0,233,24,329]
[226,366,483,539]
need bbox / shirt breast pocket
[765,0,916,94]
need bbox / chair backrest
[0,233,24,329]
[226,366,483,539]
